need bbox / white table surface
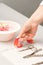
[0,3,43,65]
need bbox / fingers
[18,34,33,42]
[18,24,31,38]
[19,26,38,41]
[18,21,38,42]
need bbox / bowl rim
[0,20,21,34]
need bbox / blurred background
[0,0,43,25]
[0,0,42,17]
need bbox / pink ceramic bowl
[0,20,20,41]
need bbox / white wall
[2,0,42,17]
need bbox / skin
[18,5,43,41]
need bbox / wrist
[28,18,39,26]
[29,16,42,26]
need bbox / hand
[18,18,38,41]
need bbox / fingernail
[19,38,24,42]
[28,37,32,40]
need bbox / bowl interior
[0,20,20,34]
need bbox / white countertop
[0,3,43,65]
